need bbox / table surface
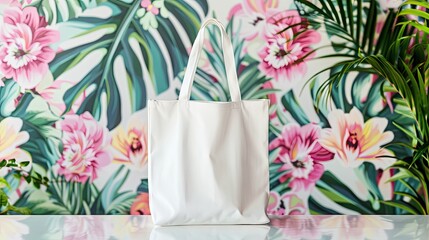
[0,215,428,239]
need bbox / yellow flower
[111,111,148,172]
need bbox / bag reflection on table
[150,225,269,240]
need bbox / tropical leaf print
[1,0,425,216]
[293,0,412,101]
[310,165,396,215]
[92,165,136,214]
[0,80,61,169]
[271,67,414,214]
[15,165,135,214]
[26,0,100,24]
[281,0,428,214]
[310,72,414,159]
[50,0,208,129]
[295,0,384,55]
[187,18,276,101]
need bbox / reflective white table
[0,215,427,239]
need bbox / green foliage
[184,18,276,101]
[0,187,31,215]
[0,159,48,215]
[92,165,136,214]
[295,0,429,214]
[0,80,62,169]
[0,178,11,189]
[15,165,136,214]
[0,189,8,207]
[50,0,208,129]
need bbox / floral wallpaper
[0,0,415,215]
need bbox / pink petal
[22,7,42,31]
[141,0,151,8]
[281,123,301,147]
[310,142,334,162]
[3,7,23,26]
[14,62,46,89]
[348,107,365,130]
[307,163,324,182]
[269,137,284,150]
[295,29,321,45]
[150,7,159,15]
[227,4,243,20]
[95,151,112,168]
[37,47,56,62]
[300,123,320,148]
[324,109,348,152]
[33,28,60,46]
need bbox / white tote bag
[148,18,269,225]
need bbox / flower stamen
[14,49,27,58]
[276,49,288,57]
[346,132,358,150]
[251,16,264,26]
[292,160,306,168]
[130,137,143,153]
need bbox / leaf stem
[100,0,141,82]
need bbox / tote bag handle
[178,18,241,102]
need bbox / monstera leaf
[49,0,208,129]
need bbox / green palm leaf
[295,0,384,56]
[295,0,429,214]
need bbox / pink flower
[269,123,334,190]
[141,0,159,15]
[259,10,320,81]
[57,112,112,183]
[0,6,59,90]
[319,107,394,168]
[267,191,307,216]
[228,0,279,40]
